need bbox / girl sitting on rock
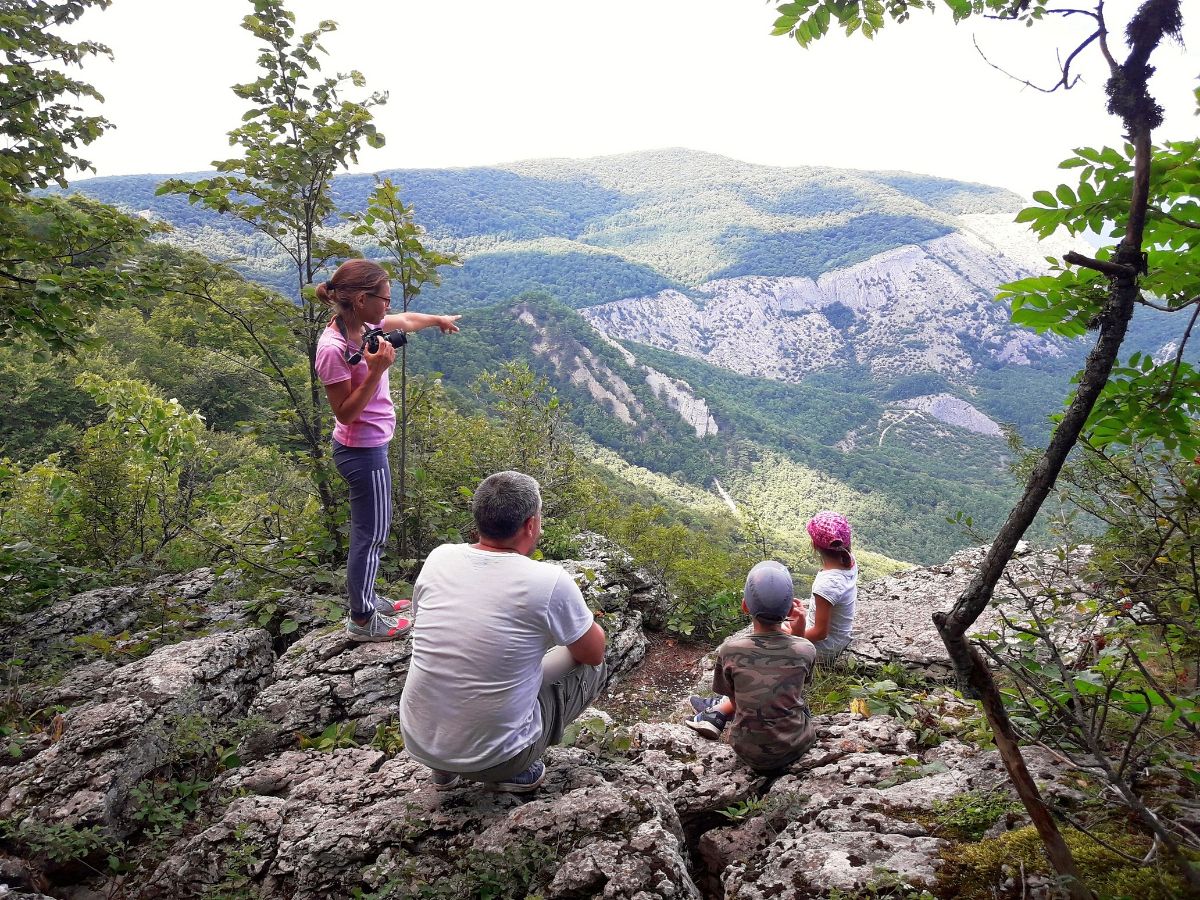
[801,510,857,667]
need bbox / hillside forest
[1,0,1199,897]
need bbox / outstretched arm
[381,311,461,333]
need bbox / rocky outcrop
[109,710,1083,900]
[518,302,720,438]
[849,542,1095,677]
[2,569,221,657]
[238,629,414,758]
[0,630,274,836]
[566,531,674,633]
[644,369,719,438]
[711,716,1075,899]
[2,542,1104,900]
[896,393,1004,437]
[142,746,700,900]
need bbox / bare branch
[1096,20,1118,69]
[1158,301,1200,404]
[1055,809,1152,863]
[1045,7,1102,20]
[972,30,1099,93]
[1135,293,1200,312]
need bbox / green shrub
[930,790,1021,840]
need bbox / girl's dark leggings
[332,440,391,619]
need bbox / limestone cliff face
[895,393,1004,437]
[581,213,1063,383]
[517,301,719,438]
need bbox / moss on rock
[938,825,1185,899]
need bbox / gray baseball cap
[744,560,794,623]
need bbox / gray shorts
[459,647,607,783]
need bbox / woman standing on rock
[315,259,461,642]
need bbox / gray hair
[472,471,542,540]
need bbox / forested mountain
[407,294,1021,565]
[66,148,1187,565]
[69,148,1012,306]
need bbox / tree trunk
[931,0,1176,883]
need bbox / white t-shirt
[808,564,858,650]
[398,543,594,771]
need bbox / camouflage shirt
[712,630,817,771]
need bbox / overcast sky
[72,0,1196,197]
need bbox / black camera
[363,327,407,353]
[345,327,408,365]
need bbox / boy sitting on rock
[686,560,818,773]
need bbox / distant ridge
[67,149,1023,321]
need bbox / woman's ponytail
[315,281,337,310]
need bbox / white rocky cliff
[581,213,1063,383]
[519,303,719,438]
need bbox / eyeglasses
[365,292,392,304]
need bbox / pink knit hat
[807,511,852,552]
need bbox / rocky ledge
[848,542,1096,677]
[0,541,1102,898]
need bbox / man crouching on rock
[399,471,607,793]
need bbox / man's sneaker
[685,708,729,739]
[374,596,412,615]
[431,769,461,791]
[489,760,546,794]
[345,610,411,642]
[689,695,725,716]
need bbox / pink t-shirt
[314,321,396,447]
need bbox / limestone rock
[142,746,701,900]
[564,531,674,630]
[711,715,1077,898]
[240,537,663,759]
[849,543,1095,676]
[624,723,765,826]
[240,627,413,758]
[0,629,274,836]
[1,568,219,658]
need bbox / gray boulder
[142,746,701,900]
[1,569,219,659]
[0,629,274,836]
[562,532,673,630]
[707,714,1076,898]
[849,542,1095,676]
[239,627,412,757]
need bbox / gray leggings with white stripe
[332,440,391,619]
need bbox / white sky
[73,0,1197,198]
